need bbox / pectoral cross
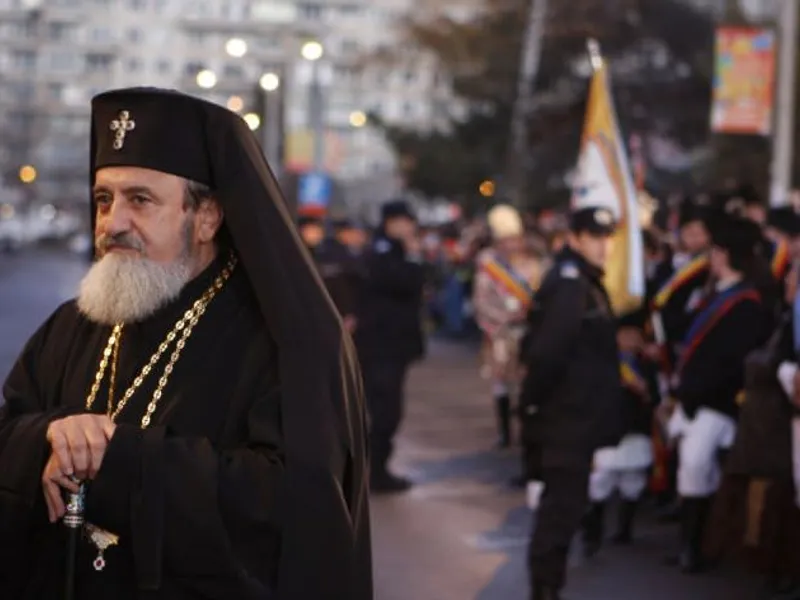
[109,110,135,150]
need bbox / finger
[48,428,74,476]
[85,425,108,479]
[43,480,65,523]
[68,426,91,480]
[99,418,116,440]
[53,472,80,493]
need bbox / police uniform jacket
[313,236,364,318]
[354,233,426,364]
[520,247,625,468]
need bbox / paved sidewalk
[371,340,764,600]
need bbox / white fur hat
[487,204,523,239]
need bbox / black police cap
[569,206,616,236]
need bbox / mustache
[96,232,145,253]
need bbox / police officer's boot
[581,502,605,558]
[531,581,562,600]
[611,500,637,544]
[679,496,710,574]
[494,394,512,449]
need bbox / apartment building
[0,0,474,207]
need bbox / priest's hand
[41,452,80,523]
[46,414,116,481]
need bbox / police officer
[314,217,365,333]
[521,206,625,600]
[355,200,426,493]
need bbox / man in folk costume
[582,320,658,556]
[0,88,372,599]
[667,215,772,574]
[473,204,541,448]
[651,202,716,370]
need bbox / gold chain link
[84,255,236,428]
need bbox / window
[9,82,34,102]
[186,31,209,45]
[90,27,114,43]
[47,83,64,101]
[86,53,115,72]
[341,39,359,54]
[127,28,142,43]
[128,0,146,9]
[49,23,75,41]
[51,52,78,71]
[184,61,204,76]
[11,51,36,70]
[223,64,243,78]
[298,2,321,19]
[126,58,142,72]
[156,59,171,74]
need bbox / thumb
[100,417,116,439]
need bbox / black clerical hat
[569,206,616,236]
[92,88,213,186]
[89,88,370,598]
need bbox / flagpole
[586,38,604,72]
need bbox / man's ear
[196,199,224,243]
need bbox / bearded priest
[0,88,372,600]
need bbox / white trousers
[669,407,737,497]
[589,434,653,502]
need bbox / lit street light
[196,69,217,90]
[225,37,248,58]
[19,164,37,184]
[243,113,261,131]
[349,110,367,128]
[301,40,324,62]
[259,72,280,92]
[479,179,496,198]
[226,95,244,112]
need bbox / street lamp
[259,72,280,92]
[19,164,37,184]
[196,69,217,89]
[225,37,248,58]
[349,110,367,128]
[243,113,261,131]
[301,40,324,62]
[226,95,244,112]
[301,41,326,173]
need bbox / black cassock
[1,258,296,598]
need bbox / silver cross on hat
[109,110,135,150]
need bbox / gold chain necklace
[85,255,236,428]
[81,254,236,572]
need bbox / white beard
[77,253,193,325]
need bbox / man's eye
[131,195,150,205]
[94,195,111,206]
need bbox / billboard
[711,27,776,136]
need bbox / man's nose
[100,197,131,234]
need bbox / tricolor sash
[771,238,790,280]
[678,283,761,372]
[619,352,646,392]
[482,256,535,307]
[652,255,709,310]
